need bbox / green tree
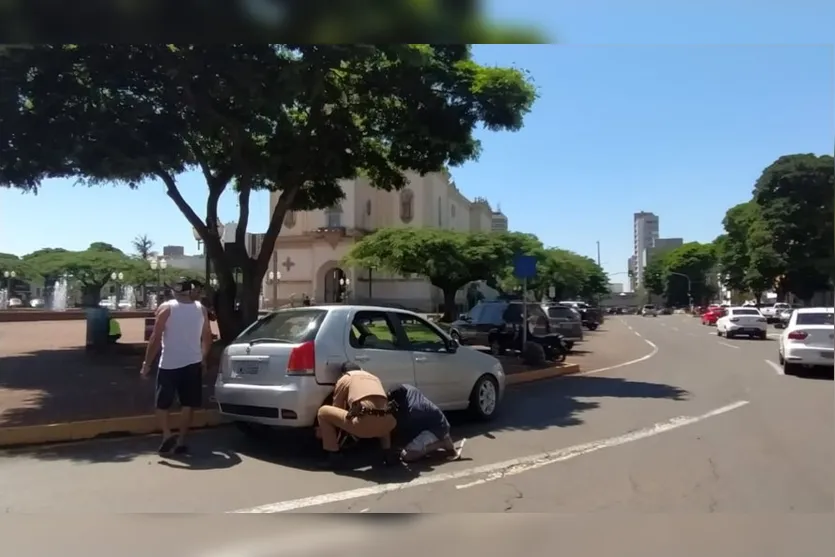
[642,256,666,298]
[753,153,834,302]
[0,45,536,340]
[344,228,508,321]
[25,244,135,306]
[659,242,717,306]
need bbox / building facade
[632,211,659,288]
[490,205,508,232]
[641,237,683,271]
[264,171,501,311]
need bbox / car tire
[783,362,800,376]
[726,332,735,339]
[489,336,506,356]
[758,331,767,340]
[450,330,462,343]
[468,375,500,421]
[778,351,784,364]
[564,341,574,351]
[716,329,722,336]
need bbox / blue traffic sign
[512,255,537,279]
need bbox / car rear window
[796,312,834,326]
[732,309,760,316]
[547,307,574,318]
[236,309,326,344]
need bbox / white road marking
[455,400,749,490]
[718,341,740,349]
[765,360,784,375]
[229,401,749,512]
[634,330,642,337]
[671,326,679,332]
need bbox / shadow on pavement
[0,347,215,427]
[5,375,690,483]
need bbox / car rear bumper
[726,324,767,334]
[214,379,327,428]
[785,346,835,366]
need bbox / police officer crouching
[316,362,399,469]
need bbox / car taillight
[287,341,315,375]
[729,317,739,322]
[787,331,808,341]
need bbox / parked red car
[701,305,723,326]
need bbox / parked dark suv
[448,300,551,353]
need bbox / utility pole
[596,241,601,266]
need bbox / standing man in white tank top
[142,278,213,455]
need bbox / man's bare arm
[142,305,170,375]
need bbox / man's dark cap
[341,361,363,374]
[171,278,198,293]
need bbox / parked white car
[641,304,657,317]
[777,307,834,375]
[216,305,507,436]
[716,307,768,339]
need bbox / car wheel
[489,337,506,356]
[468,375,499,420]
[450,330,462,343]
[564,341,574,351]
[758,331,767,340]
[778,351,784,364]
[783,362,800,376]
[726,332,735,339]
[716,328,722,336]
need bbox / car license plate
[237,363,261,375]
[821,352,834,359]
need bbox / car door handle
[414,356,428,363]
[354,355,370,362]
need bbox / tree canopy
[344,228,609,320]
[0,44,536,339]
[642,242,717,307]
[715,153,833,304]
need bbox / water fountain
[123,285,137,310]
[50,277,69,311]
[0,288,8,310]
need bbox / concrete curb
[0,409,223,449]
[1,364,581,448]
[505,363,581,385]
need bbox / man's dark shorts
[156,363,203,410]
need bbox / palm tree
[132,234,154,260]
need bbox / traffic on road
[1,311,830,515]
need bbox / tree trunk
[81,283,103,307]
[442,288,458,322]
[753,291,762,307]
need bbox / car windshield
[732,309,760,316]
[547,307,574,318]
[236,309,326,344]
[795,312,834,326]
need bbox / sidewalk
[0,319,216,428]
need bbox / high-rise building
[490,204,508,232]
[633,211,659,288]
[627,255,637,291]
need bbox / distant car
[777,307,834,375]
[660,307,673,315]
[716,307,768,339]
[215,305,507,433]
[29,298,45,308]
[449,300,550,350]
[701,308,721,326]
[641,304,657,317]
[541,303,583,350]
[8,297,22,308]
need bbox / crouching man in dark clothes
[388,384,462,462]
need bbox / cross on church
[282,256,295,272]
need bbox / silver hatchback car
[215,305,506,431]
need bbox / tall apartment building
[632,211,659,288]
[490,204,508,232]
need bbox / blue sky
[1,1,833,289]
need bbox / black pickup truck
[558,301,604,331]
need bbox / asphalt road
[1,315,831,527]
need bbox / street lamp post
[668,271,692,308]
[266,270,282,309]
[339,277,351,303]
[148,257,168,305]
[2,270,15,308]
[110,271,124,310]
